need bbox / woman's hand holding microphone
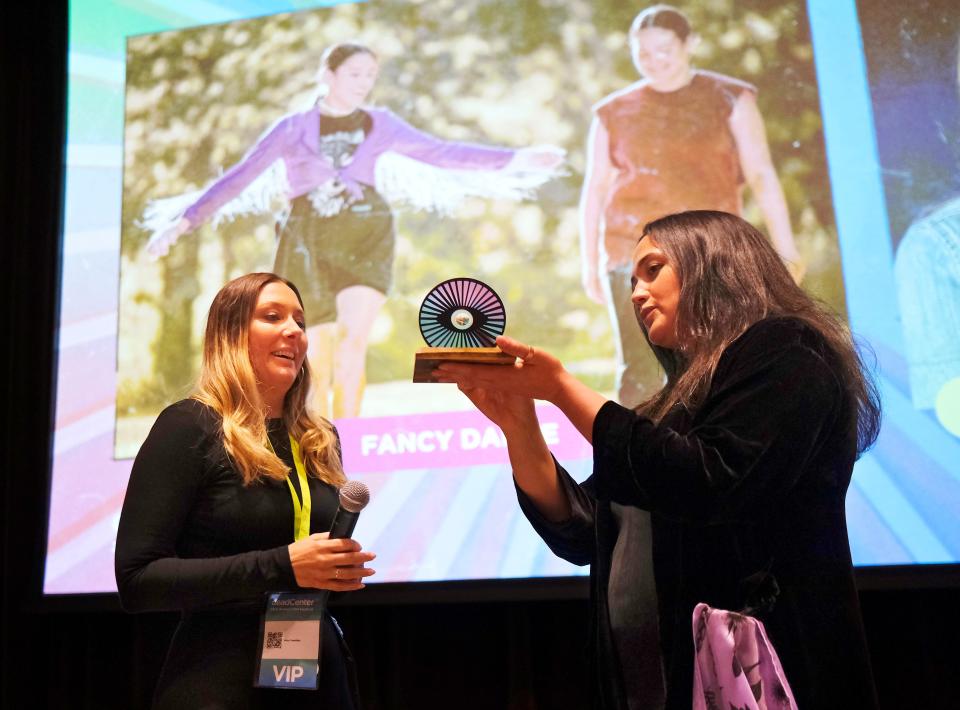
[288,532,376,591]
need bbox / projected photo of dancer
[580,4,803,409]
[142,42,563,419]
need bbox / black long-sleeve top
[519,316,878,709]
[115,399,354,709]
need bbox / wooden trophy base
[413,347,516,383]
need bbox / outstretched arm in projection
[147,217,190,258]
[368,108,564,214]
[142,115,295,258]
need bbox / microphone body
[316,480,370,605]
[328,506,360,540]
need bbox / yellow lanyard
[269,433,312,541]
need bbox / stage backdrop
[46,0,960,594]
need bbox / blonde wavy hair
[193,272,345,487]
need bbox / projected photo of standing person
[858,0,960,437]
[580,4,804,408]
[139,41,562,422]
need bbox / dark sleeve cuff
[269,544,300,590]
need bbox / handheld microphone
[328,480,370,539]
[318,481,371,603]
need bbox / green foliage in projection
[117,0,841,434]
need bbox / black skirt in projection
[273,188,394,326]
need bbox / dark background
[2,4,959,708]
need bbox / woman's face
[630,26,693,89]
[631,236,681,349]
[324,52,379,110]
[248,281,308,405]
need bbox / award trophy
[412,277,515,382]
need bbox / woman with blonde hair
[116,272,375,709]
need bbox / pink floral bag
[692,603,799,709]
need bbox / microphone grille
[338,480,370,514]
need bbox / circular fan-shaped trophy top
[418,277,506,348]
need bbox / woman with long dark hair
[437,211,880,709]
[143,42,562,419]
[116,272,376,709]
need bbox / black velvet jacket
[519,317,878,709]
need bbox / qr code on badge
[266,631,283,649]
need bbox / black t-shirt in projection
[319,109,372,169]
[308,109,374,214]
